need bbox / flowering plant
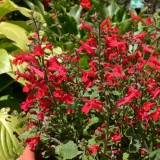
[13,1,160,159]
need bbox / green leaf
[69,5,82,25]
[58,11,78,35]
[89,0,108,19]
[149,149,160,160]
[0,49,12,74]
[83,117,99,135]
[79,55,89,69]
[129,134,141,153]
[88,137,96,145]
[0,0,43,21]
[0,108,23,160]
[19,130,36,140]
[123,152,129,160]
[55,141,81,159]
[83,86,99,98]
[0,22,29,50]
[0,95,22,111]
[107,1,119,19]
[112,91,121,96]
[118,19,131,35]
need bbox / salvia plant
[13,0,160,159]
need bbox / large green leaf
[55,141,81,159]
[69,5,82,25]
[0,49,12,74]
[0,108,23,160]
[107,1,119,19]
[0,22,29,50]
[0,0,43,21]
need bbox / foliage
[0,0,44,110]
[12,0,160,159]
[0,108,23,160]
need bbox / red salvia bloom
[116,87,141,107]
[37,112,44,120]
[82,98,104,114]
[78,40,96,55]
[111,131,122,142]
[142,102,157,112]
[80,19,93,31]
[27,135,40,151]
[33,44,44,56]
[48,56,67,76]
[80,0,91,10]
[130,13,143,22]
[88,144,100,154]
[146,16,152,25]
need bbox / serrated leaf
[123,152,129,160]
[55,141,81,159]
[19,130,36,140]
[88,137,96,145]
[0,108,23,160]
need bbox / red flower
[53,90,64,99]
[146,16,152,25]
[140,149,146,155]
[48,56,67,76]
[27,135,40,151]
[88,144,100,154]
[111,149,121,154]
[80,19,93,31]
[37,112,44,120]
[33,45,44,56]
[130,13,142,22]
[21,95,34,111]
[78,40,96,55]
[23,83,32,93]
[63,92,74,104]
[82,98,104,114]
[111,131,122,142]
[100,17,111,29]
[142,102,157,112]
[116,87,141,107]
[80,0,91,10]
[45,44,53,50]
[150,107,160,121]
[29,66,44,78]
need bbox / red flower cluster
[13,13,160,158]
[26,135,40,150]
[88,144,100,154]
[80,0,91,10]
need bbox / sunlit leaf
[0,108,23,160]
